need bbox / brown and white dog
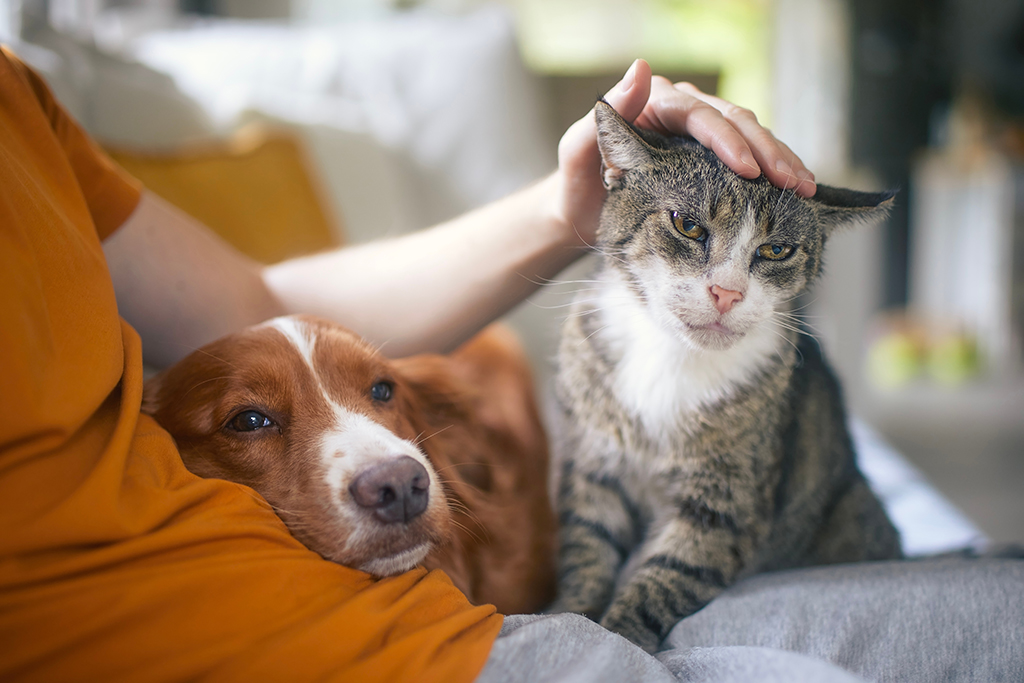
[142,315,556,614]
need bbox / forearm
[263,173,579,356]
[108,177,580,367]
[104,191,285,367]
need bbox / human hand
[554,59,815,246]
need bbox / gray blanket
[478,559,1024,683]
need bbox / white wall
[773,0,888,413]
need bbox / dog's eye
[228,410,274,432]
[370,381,393,403]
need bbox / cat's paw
[599,604,662,654]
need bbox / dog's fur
[142,315,556,614]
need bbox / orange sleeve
[2,46,142,238]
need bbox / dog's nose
[349,456,430,524]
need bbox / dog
[142,315,557,614]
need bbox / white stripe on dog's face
[321,406,442,569]
[262,316,447,575]
[263,316,320,377]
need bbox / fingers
[557,59,652,172]
[636,78,762,179]
[603,59,652,123]
[555,60,656,245]
[677,83,816,197]
[769,136,816,197]
[639,79,816,197]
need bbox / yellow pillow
[107,125,342,263]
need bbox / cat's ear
[594,100,653,190]
[809,185,897,233]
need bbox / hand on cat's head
[554,59,816,246]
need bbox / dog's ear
[390,355,463,460]
[393,355,475,422]
[392,355,496,494]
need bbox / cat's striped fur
[551,102,902,652]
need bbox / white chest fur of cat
[551,101,902,653]
[598,261,785,445]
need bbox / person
[0,47,812,682]
[7,43,1020,683]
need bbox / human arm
[105,59,814,366]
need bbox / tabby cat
[551,101,902,652]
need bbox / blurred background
[2,0,1021,546]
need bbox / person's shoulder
[1,45,32,79]
[1,44,53,110]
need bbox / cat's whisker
[773,306,823,328]
[781,188,800,216]
[528,298,604,311]
[770,317,820,342]
[782,301,819,316]
[777,292,819,308]
[594,254,630,269]
[534,276,610,287]
[776,322,824,339]
[588,244,631,267]
[532,295,622,313]
[560,306,622,323]
[766,324,805,364]
[563,306,605,317]
[529,285,606,298]
[561,290,653,320]
[770,313,811,330]
[774,313,824,335]
[775,187,799,222]
[520,273,608,289]
[561,296,653,322]
[773,323,811,340]
[771,176,792,219]
[549,286,607,295]
[774,148,806,218]
[774,305,815,318]
[779,173,803,216]
[565,218,590,246]
[774,308,822,323]
[578,322,614,345]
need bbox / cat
[550,100,903,652]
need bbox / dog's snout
[349,456,430,524]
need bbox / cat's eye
[228,410,275,432]
[757,244,794,261]
[371,381,394,403]
[671,211,706,241]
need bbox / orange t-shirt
[0,47,500,682]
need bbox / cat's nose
[709,285,744,315]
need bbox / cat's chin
[681,322,745,351]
